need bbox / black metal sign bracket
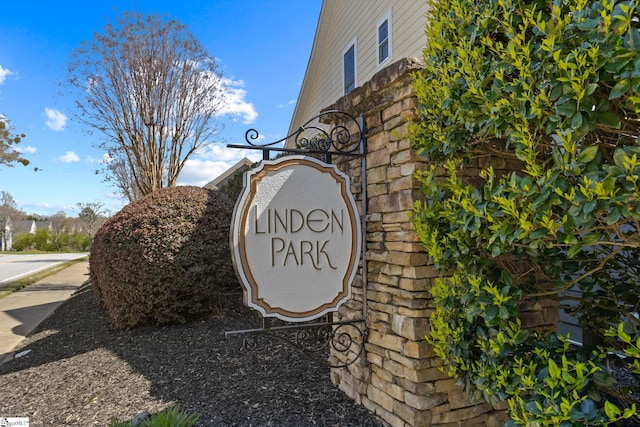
[225,110,369,368]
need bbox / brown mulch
[0,284,382,426]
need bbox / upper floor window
[378,20,389,63]
[343,42,356,94]
[377,10,392,67]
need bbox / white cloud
[178,158,235,187]
[44,108,68,131]
[218,78,258,124]
[59,151,80,163]
[15,145,37,154]
[17,201,78,217]
[277,99,297,109]
[197,143,245,162]
[177,144,262,187]
[197,143,263,163]
[0,65,13,84]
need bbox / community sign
[231,156,362,322]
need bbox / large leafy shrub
[90,186,236,328]
[11,229,91,252]
[10,233,34,251]
[411,0,639,423]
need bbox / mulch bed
[0,284,382,426]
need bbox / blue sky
[0,0,321,217]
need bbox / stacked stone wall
[319,57,557,427]
[316,58,503,427]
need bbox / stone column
[319,58,509,427]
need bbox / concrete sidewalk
[0,260,89,365]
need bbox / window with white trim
[377,10,392,67]
[343,42,356,94]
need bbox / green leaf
[581,232,601,246]
[571,112,584,129]
[556,100,578,117]
[597,111,621,129]
[577,146,599,164]
[525,400,542,415]
[577,18,600,30]
[604,400,621,419]
[613,149,630,169]
[581,399,596,417]
[623,406,637,419]
[609,79,630,99]
[617,322,632,342]
[530,228,549,239]
[514,330,530,345]
[499,305,510,320]
[558,232,578,245]
[606,207,624,224]
[500,270,513,286]
[585,83,598,96]
[567,242,583,258]
[550,85,564,101]
[582,200,597,215]
[549,359,561,379]
[485,306,499,325]
[630,28,640,49]
[587,387,602,402]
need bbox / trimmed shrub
[90,186,236,328]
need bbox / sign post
[231,155,361,322]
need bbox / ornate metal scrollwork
[227,319,366,368]
[225,109,369,368]
[231,110,364,157]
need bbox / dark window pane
[379,40,388,63]
[378,20,388,43]
[378,20,389,63]
[344,44,355,93]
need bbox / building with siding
[203,158,253,191]
[288,0,429,140]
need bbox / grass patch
[0,257,88,299]
[108,406,200,427]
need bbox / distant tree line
[1,191,108,252]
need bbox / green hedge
[411,0,639,423]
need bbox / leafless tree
[0,191,18,213]
[76,201,105,236]
[48,211,68,251]
[102,151,144,202]
[0,191,23,250]
[68,12,225,201]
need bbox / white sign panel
[231,156,361,322]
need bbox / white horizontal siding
[289,0,429,140]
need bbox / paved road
[0,253,88,284]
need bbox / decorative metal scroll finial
[228,110,365,157]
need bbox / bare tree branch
[68,12,224,201]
